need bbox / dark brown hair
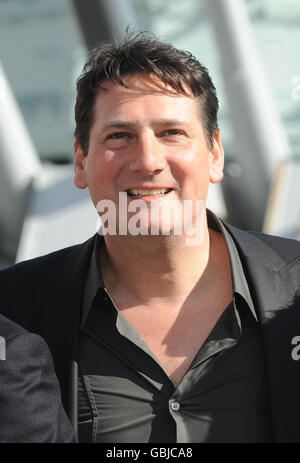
[74,31,219,154]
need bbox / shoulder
[0,235,96,288]
[222,220,300,269]
[0,315,76,442]
[0,235,96,333]
[246,229,300,252]
[0,313,27,340]
[0,241,84,280]
[0,312,57,370]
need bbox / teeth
[127,188,171,197]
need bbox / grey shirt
[78,210,273,442]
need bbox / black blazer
[0,313,77,442]
[0,219,299,442]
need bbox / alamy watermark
[291,75,300,101]
[291,336,300,361]
[97,193,205,246]
[96,192,205,246]
[0,336,6,360]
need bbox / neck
[99,216,224,306]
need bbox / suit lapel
[223,222,300,442]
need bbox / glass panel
[132,0,300,158]
[0,0,84,162]
[245,0,300,157]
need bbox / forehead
[92,74,201,123]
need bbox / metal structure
[263,159,300,240]
[204,0,291,231]
[72,0,137,47]
[0,62,40,264]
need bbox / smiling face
[74,74,224,236]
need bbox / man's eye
[105,132,134,147]
[160,129,184,137]
[107,132,131,140]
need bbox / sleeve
[0,331,77,443]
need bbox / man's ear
[73,139,88,189]
[208,131,224,184]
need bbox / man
[1,32,300,443]
[0,313,76,442]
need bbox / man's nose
[129,132,167,175]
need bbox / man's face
[74,74,224,235]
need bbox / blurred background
[0,0,299,269]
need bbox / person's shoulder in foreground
[0,313,77,443]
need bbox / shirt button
[170,401,180,412]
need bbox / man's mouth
[126,188,173,198]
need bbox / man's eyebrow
[151,119,188,127]
[102,119,188,130]
[102,121,138,130]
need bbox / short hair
[74,31,219,155]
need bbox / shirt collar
[81,232,104,328]
[81,210,258,328]
[207,209,258,322]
